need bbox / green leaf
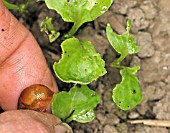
[71,109,95,123]
[2,0,19,10]
[45,0,113,36]
[106,19,141,66]
[53,38,106,84]
[52,85,100,123]
[2,0,31,13]
[112,66,142,110]
[41,16,60,43]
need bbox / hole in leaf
[76,84,81,88]
[1,29,5,32]
[132,89,136,94]
[67,0,70,2]
[64,51,67,54]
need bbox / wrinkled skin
[0,110,72,133]
[0,1,72,132]
[0,1,57,111]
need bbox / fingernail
[55,123,73,133]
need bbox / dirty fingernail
[55,123,73,133]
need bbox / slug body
[18,84,54,112]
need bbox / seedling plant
[3,0,142,124]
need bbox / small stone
[103,125,118,133]
[126,0,137,8]
[116,123,128,133]
[103,90,112,102]
[97,113,120,125]
[137,100,149,115]
[140,0,158,19]
[130,56,141,67]
[114,109,127,120]
[128,8,149,33]
[96,113,107,125]
[111,0,128,15]
[111,0,137,15]
[136,32,155,58]
[108,15,126,34]
[105,113,120,125]
[128,111,140,119]
[104,101,115,112]
[96,82,105,94]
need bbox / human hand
[0,1,72,132]
[0,110,72,133]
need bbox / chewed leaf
[53,37,106,84]
[45,0,113,23]
[45,0,113,36]
[40,16,60,43]
[112,66,142,110]
[52,85,100,123]
[106,19,141,55]
[72,109,95,123]
[106,19,141,65]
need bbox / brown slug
[18,84,54,112]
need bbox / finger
[0,110,72,133]
[0,1,58,110]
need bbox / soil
[10,0,170,132]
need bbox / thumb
[0,110,72,133]
[0,1,58,110]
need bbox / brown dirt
[10,0,170,132]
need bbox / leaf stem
[126,19,131,33]
[65,22,82,38]
[65,116,73,123]
[111,54,127,68]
